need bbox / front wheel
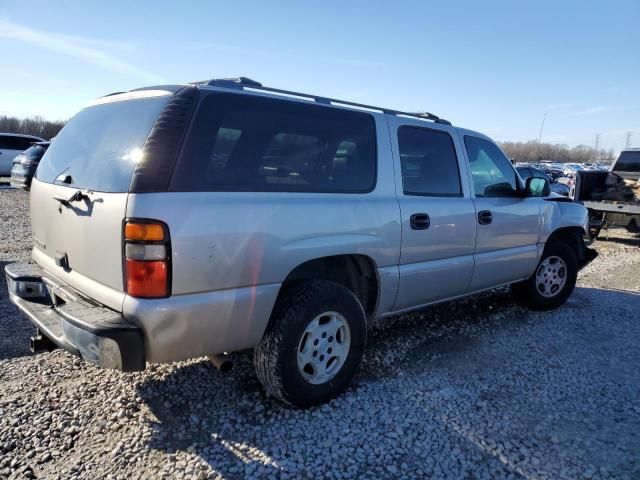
[513,240,578,310]
[254,281,367,408]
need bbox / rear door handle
[410,213,430,230]
[478,210,493,225]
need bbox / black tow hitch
[30,330,58,353]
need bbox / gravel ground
[1,185,639,480]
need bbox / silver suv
[6,78,596,407]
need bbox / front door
[391,120,477,311]
[461,135,542,292]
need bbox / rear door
[30,92,170,310]
[461,135,541,291]
[390,119,476,311]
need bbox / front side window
[464,136,518,197]
[171,93,377,193]
[516,167,532,180]
[398,126,462,196]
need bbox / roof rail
[193,77,452,126]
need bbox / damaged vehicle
[574,149,640,238]
[5,78,596,407]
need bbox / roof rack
[192,77,452,126]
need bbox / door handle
[410,213,430,230]
[478,210,493,225]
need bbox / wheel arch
[275,254,380,321]
[545,226,587,264]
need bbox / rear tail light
[123,220,170,298]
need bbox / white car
[0,133,45,176]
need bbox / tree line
[0,115,66,141]
[499,140,615,165]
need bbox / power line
[625,131,632,149]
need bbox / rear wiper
[53,189,93,207]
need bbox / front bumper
[5,262,145,371]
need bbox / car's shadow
[135,289,522,476]
[134,286,640,477]
[0,260,34,361]
[595,231,640,247]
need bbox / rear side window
[171,93,377,193]
[36,96,168,192]
[0,135,36,151]
[616,151,640,172]
[397,126,461,196]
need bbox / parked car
[516,166,571,197]
[563,163,585,176]
[10,141,51,190]
[5,78,596,408]
[0,133,45,176]
[538,166,567,181]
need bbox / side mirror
[525,176,551,197]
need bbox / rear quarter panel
[126,114,401,303]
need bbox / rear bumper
[5,262,145,371]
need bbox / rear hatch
[30,91,171,311]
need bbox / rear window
[36,96,168,192]
[171,92,377,193]
[615,151,640,172]
[0,135,37,151]
[22,144,47,159]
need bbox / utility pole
[625,131,632,149]
[536,112,546,161]
[594,133,600,162]
[538,112,546,143]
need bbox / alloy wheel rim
[297,311,351,385]
[535,255,567,298]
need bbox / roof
[128,77,454,126]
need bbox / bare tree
[0,115,66,140]
[500,140,615,165]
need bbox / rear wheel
[513,240,578,310]
[254,281,366,408]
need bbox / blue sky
[0,0,638,152]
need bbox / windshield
[615,151,640,172]
[36,96,168,192]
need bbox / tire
[254,280,367,408]
[512,239,578,311]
